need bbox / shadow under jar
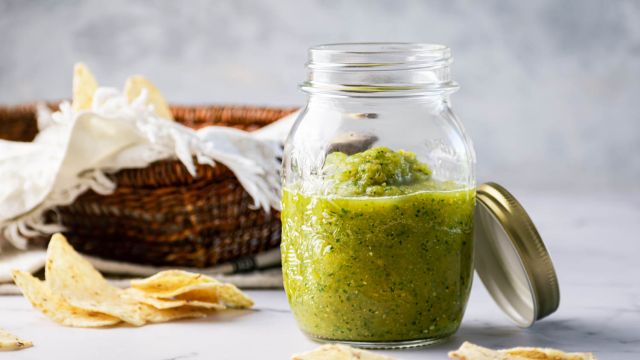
[281,43,476,349]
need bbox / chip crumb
[0,328,33,351]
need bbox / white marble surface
[0,191,639,359]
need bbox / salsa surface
[282,147,475,342]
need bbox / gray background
[1,0,639,192]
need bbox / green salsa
[281,147,475,342]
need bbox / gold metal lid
[474,182,560,327]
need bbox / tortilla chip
[131,270,253,309]
[449,342,597,360]
[130,270,210,296]
[449,342,518,360]
[72,62,98,112]
[44,234,146,326]
[120,287,213,321]
[122,287,224,310]
[292,344,396,360]
[136,281,217,299]
[503,347,596,360]
[124,75,174,120]
[0,328,32,351]
[214,283,254,308]
[138,304,210,323]
[11,270,120,328]
[122,288,188,309]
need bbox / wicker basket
[0,103,296,267]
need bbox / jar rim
[309,42,449,55]
[307,42,452,70]
[303,42,458,97]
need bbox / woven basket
[0,103,296,267]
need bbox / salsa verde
[281,147,475,342]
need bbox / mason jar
[281,43,477,348]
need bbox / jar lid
[474,182,560,327]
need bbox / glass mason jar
[281,43,476,348]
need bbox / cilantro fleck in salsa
[281,147,475,342]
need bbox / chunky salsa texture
[321,146,432,196]
[282,146,475,342]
